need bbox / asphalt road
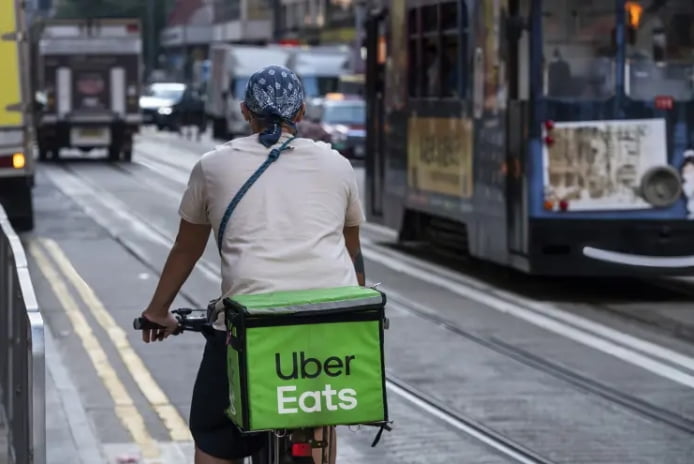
[19,128,694,463]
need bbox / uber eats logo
[274,351,357,414]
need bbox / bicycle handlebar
[133,308,211,334]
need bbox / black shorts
[189,330,268,460]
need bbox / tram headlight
[639,165,682,207]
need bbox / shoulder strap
[217,136,297,252]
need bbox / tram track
[382,230,694,343]
[385,375,556,464]
[385,288,694,436]
[48,161,561,464]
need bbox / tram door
[506,0,530,255]
[365,9,387,218]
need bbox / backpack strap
[217,136,297,252]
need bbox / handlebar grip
[133,317,166,330]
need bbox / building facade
[160,0,214,81]
[276,0,376,72]
[211,0,274,44]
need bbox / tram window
[422,40,440,97]
[409,38,419,97]
[407,1,467,100]
[441,35,460,97]
[440,2,458,32]
[542,1,616,100]
[408,7,419,34]
[625,0,694,101]
[422,5,438,33]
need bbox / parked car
[139,82,205,132]
[305,94,366,160]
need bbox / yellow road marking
[40,238,192,442]
[29,242,162,460]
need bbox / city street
[18,128,694,463]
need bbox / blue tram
[364,0,694,275]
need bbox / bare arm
[343,225,365,286]
[144,219,211,317]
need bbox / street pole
[272,0,281,42]
[146,0,156,79]
[353,0,368,73]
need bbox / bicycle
[134,308,391,464]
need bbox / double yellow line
[30,239,192,461]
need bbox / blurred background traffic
[30,0,370,162]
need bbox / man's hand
[141,310,180,343]
[140,219,210,343]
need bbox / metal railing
[0,206,45,464]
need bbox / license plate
[71,126,111,146]
[79,128,105,137]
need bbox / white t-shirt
[178,132,365,330]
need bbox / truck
[206,44,293,139]
[288,45,351,99]
[35,18,142,162]
[205,44,352,140]
[0,0,34,231]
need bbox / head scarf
[244,65,305,147]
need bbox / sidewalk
[44,324,104,464]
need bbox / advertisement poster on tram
[477,0,507,114]
[407,117,474,198]
[542,118,668,211]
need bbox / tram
[364,0,694,276]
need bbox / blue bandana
[244,65,305,147]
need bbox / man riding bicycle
[139,65,366,464]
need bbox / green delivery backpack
[213,135,390,437]
[222,286,389,432]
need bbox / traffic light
[625,1,643,45]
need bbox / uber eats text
[274,351,357,414]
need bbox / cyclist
[139,64,366,464]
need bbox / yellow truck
[0,0,34,231]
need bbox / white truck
[207,44,293,139]
[0,0,34,231]
[35,18,142,162]
[205,44,352,140]
[289,45,351,99]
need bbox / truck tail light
[0,153,25,169]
